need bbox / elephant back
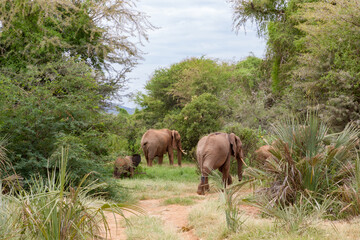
[142,129,171,143]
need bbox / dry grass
[188,199,229,240]
[187,197,360,240]
[115,164,360,240]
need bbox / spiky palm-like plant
[247,113,359,216]
[211,171,251,232]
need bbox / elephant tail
[141,141,148,156]
[196,151,205,174]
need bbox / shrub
[175,93,225,152]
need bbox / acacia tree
[0,0,153,97]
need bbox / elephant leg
[204,176,209,191]
[147,152,156,167]
[168,148,174,165]
[144,152,150,166]
[197,166,210,195]
[219,160,232,189]
[227,175,233,185]
[158,155,164,165]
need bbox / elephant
[141,129,185,166]
[196,132,245,195]
[253,145,272,167]
[113,154,141,178]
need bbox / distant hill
[120,105,136,114]
[105,104,136,115]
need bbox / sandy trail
[104,196,201,240]
[103,189,259,240]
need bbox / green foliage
[0,148,142,239]
[230,0,360,130]
[229,0,288,36]
[231,55,264,94]
[137,57,230,127]
[293,0,360,130]
[0,0,153,200]
[0,58,102,180]
[175,93,226,151]
[0,0,153,93]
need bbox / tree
[293,0,360,130]
[229,0,316,96]
[0,58,102,179]
[0,0,153,191]
[229,0,288,36]
[137,57,231,127]
[175,93,226,151]
[0,0,153,98]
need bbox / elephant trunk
[237,151,244,181]
[177,149,182,166]
[237,158,243,181]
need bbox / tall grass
[211,171,251,233]
[0,147,142,239]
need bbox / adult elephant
[196,132,245,195]
[113,154,141,178]
[141,129,185,166]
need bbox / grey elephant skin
[141,129,185,166]
[113,154,141,178]
[196,132,245,195]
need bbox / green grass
[116,163,200,201]
[133,164,198,182]
[162,196,196,206]
[119,178,198,201]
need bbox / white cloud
[119,0,266,107]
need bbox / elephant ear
[228,133,237,158]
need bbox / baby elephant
[113,154,141,178]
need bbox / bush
[175,93,225,152]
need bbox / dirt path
[104,195,202,240]
[103,190,259,240]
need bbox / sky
[121,0,266,108]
